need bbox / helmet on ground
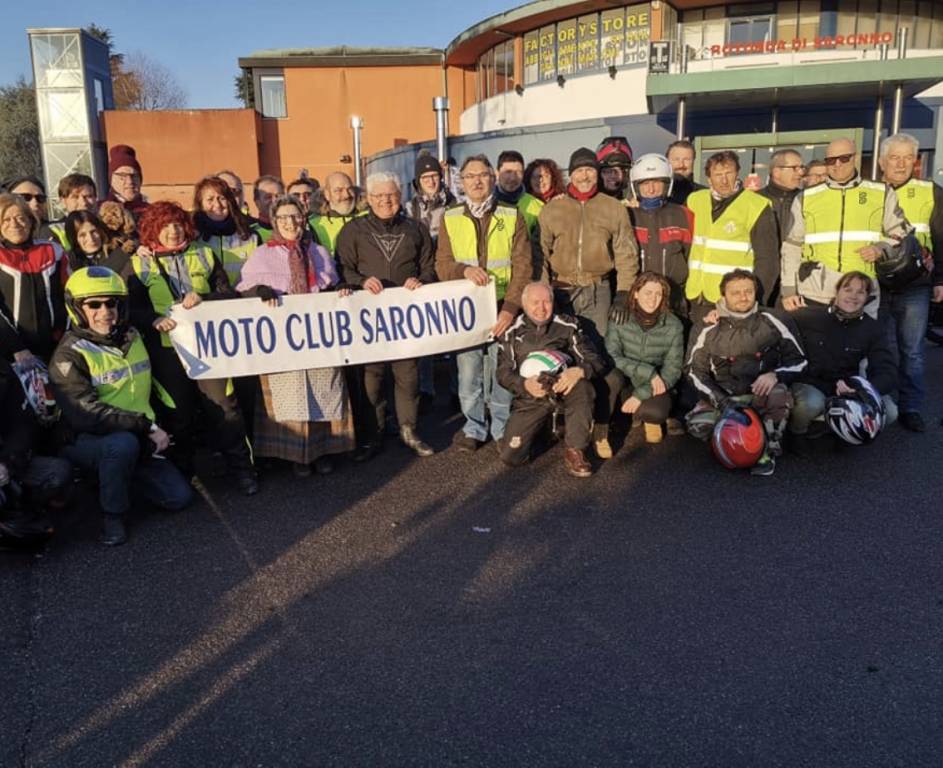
[875,234,929,291]
[711,405,767,469]
[630,153,674,199]
[519,349,570,378]
[824,376,885,445]
[596,136,633,169]
[64,266,128,329]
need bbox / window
[523,31,539,84]
[539,24,556,80]
[798,0,821,39]
[557,18,577,75]
[259,74,286,118]
[577,14,600,72]
[777,1,799,38]
[601,9,626,66]
[495,42,514,95]
[625,3,650,64]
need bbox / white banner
[167,282,497,380]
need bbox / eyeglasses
[368,193,399,201]
[112,172,140,181]
[274,214,303,223]
[824,154,854,166]
[83,298,119,310]
[17,193,47,204]
[461,172,492,181]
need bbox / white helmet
[519,349,570,379]
[630,153,674,199]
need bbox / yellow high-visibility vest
[443,204,517,300]
[516,193,544,236]
[686,189,770,303]
[71,331,156,420]
[801,180,886,276]
[895,178,934,251]
[198,233,257,288]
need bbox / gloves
[257,285,278,303]
[608,291,630,326]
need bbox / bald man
[781,137,911,315]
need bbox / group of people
[0,130,940,547]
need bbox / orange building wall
[265,64,470,183]
[101,109,262,208]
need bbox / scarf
[639,196,665,211]
[632,306,661,330]
[567,183,597,203]
[268,236,314,295]
[829,301,865,323]
[495,186,524,205]
[466,198,493,220]
[151,241,191,255]
[711,180,742,202]
[194,212,237,238]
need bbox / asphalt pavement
[2,345,942,767]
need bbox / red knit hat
[108,145,142,178]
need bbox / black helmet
[875,234,929,290]
[824,375,886,445]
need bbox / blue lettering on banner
[406,304,424,337]
[237,317,255,354]
[219,319,239,358]
[337,310,352,346]
[424,302,442,334]
[318,312,335,348]
[257,316,276,354]
[286,314,304,351]
[459,297,476,330]
[360,308,374,344]
[441,299,458,333]
[195,321,217,359]
[303,313,320,349]
[389,306,406,341]
[374,309,391,343]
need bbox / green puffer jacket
[604,312,684,402]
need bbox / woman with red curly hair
[192,176,259,288]
[523,158,565,204]
[128,200,258,494]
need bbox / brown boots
[563,447,592,478]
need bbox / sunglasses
[18,193,47,203]
[83,298,119,310]
[823,153,855,166]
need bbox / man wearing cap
[106,144,149,218]
[406,153,454,246]
[494,150,544,236]
[537,147,639,340]
[781,136,911,316]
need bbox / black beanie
[414,154,441,180]
[568,147,598,174]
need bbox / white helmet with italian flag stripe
[519,349,570,378]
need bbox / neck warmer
[716,297,758,320]
[466,197,493,220]
[639,196,665,211]
[151,241,191,255]
[495,186,525,205]
[567,183,597,202]
[0,237,33,249]
[828,301,865,323]
[194,212,237,238]
[632,306,661,329]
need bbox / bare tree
[113,51,187,111]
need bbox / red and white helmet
[711,405,767,469]
[825,376,885,445]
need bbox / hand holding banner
[168,281,498,380]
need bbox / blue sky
[1,0,520,107]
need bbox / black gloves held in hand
[608,291,631,325]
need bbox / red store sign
[710,32,894,57]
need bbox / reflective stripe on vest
[685,189,769,303]
[199,234,256,287]
[443,204,517,300]
[516,193,544,235]
[896,178,935,251]
[132,243,215,347]
[72,333,155,420]
[801,180,885,276]
[48,222,72,251]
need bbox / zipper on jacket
[837,188,846,272]
[577,201,585,280]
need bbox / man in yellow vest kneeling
[50,267,193,546]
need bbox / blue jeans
[879,284,930,414]
[62,431,193,517]
[456,342,511,441]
